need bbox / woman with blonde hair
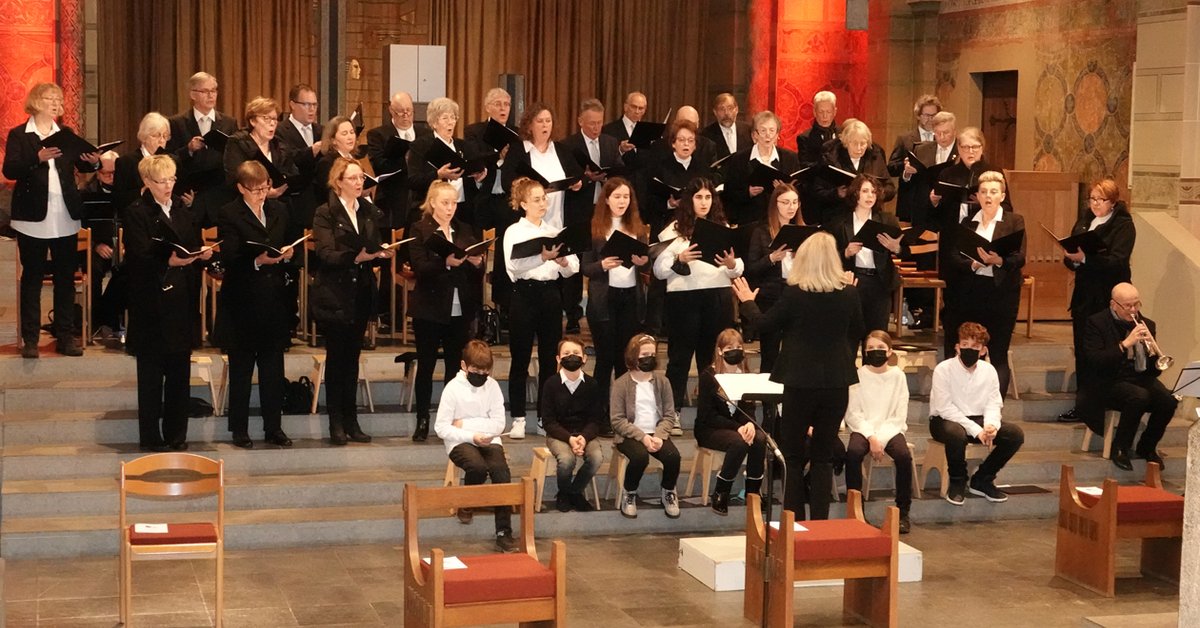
[732,231,863,519]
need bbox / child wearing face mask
[928,322,1025,507]
[843,330,912,533]
[610,334,682,519]
[539,336,606,513]
[434,339,519,553]
[695,329,770,515]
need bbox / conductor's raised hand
[730,277,758,303]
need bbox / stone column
[1181,420,1200,625]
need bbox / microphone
[715,388,785,460]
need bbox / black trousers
[483,194,516,312]
[943,276,1019,395]
[321,318,369,425]
[757,296,782,375]
[928,415,1025,484]
[226,348,284,436]
[413,315,470,420]
[448,443,512,533]
[508,279,562,418]
[589,286,640,406]
[665,288,733,409]
[616,437,681,491]
[136,350,191,447]
[17,231,78,342]
[845,432,913,512]
[642,275,666,335]
[696,426,768,483]
[562,274,584,325]
[853,271,893,338]
[1102,376,1177,454]
[780,386,848,520]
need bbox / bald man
[367,91,432,232]
[81,151,121,335]
[602,91,650,172]
[701,93,751,160]
[1080,282,1177,471]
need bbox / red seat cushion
[769,519,892,562]
[1077,486,1184,524]
[128,523,218,546]
[420,553,556,605]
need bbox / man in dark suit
[887,94,942,223]
[166,71,238,227]
[601,91,648,171]
[463,87,519,318]
[1080,282,1177,471]
[81,151,121,335]
[701,92,751,160]
[367,91,431,232]
[275,83,323,237]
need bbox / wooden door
[1005,170,1080,321]
[981,71,1018,171]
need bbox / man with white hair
[166,71,237,226]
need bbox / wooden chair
[918,440,990,498]
[529,446,601,512]
[198,226,221,345]
[308,354,373,414]
[1079,409,1130,460]
[1055,463,1183,597]
[684,447,726,505]
[861,442,920,502]
[1021,275,1036,338]
[119,453,224,627]
[402,478,567,627]
[303,231,320,346]
[391,227,415,344]
[480,228,496,307]
[744,490,898,627]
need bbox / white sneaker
[508,418,526,440]
[620,490,638,518]
[662,489,680,518]
[670,425,684,437]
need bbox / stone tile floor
[3,517,1179,627]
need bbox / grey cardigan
[609,371,679,444]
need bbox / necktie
[724,126,736,153]
[302,124,313,146]
[199,115,211,136]
[588,138,600,166]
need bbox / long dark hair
[674,177,726,238]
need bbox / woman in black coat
[407,180,485,442]
[827,175,908,336]
[310,157,393,446]
[732,232,864,520]
[1063,178,1135,422]
[407,97,487,226]
[2,83,100,358]
[640,120,712,237]
[124,155,210,451]
[810,119,895,226]
[222,97,295,197]
[213,161,296,449]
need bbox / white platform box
[678,535,923,592]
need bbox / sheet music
[422,555,468,570]
[768,521,808,532]
[714,373,783,401]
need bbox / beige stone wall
[1131,2,1188,217]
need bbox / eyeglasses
[256,115,279,124]
[1088,196,1108,203]
[960,144,983,151]
[245,185,271,194]
[191,88,219,96]
[151,177,177,185]
[291,100,318,108]
[918,113,936,119]
[1114,300,1142,311]
[341,174,365,182]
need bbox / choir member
[900,111,959,327]
[213,161,294,449]
[406,97,486,226]
[645,106,716,169]
[745,183,802,375]
[929,126,998,240]
[564,98,623,205]
[941,171,1026,397]
[721,110,800,227]
[1060,179,1134,425]
[828,175,907,335]
[275,83,322,236]
[407,181,484,442]
[309,158,393,446]
[123,155,209,451]
[642,119,712,237]
[701,92,752,160]
[540,336,605,512]
[167,72,237,226]
[503,177,580,440]
[653,177,744,410]
[888,95,942,223]
[367,91,431,232]
[797,90,840,224]
[463,88,519,316]
[313,116,374,208]
[695,328,768,515]
[601,91,648,170]
[114,113,176,219]
[731,232,864,519]
[82,151,119,336]
[223,97,293,198]
[3,82,100,358]
[811,119,895,225]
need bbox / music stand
[714,373,786,628]
[1171,360,1200,396]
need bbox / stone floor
[1,517,1180,627]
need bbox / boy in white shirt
[929,322,1025,505]
[844,330,912,533]
[434,339,517,552]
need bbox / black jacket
[367,120,433,228]
[122,192,204,356]
[581,233,648,324]
[701,121,752,160]
[695,367,756,434]
[406,215,484,322]
[562,130,623,208]
[211,198,293,351]
[797,121,839,167]
[739,285,864,388]
[540,373,605,443]
[405,134,478,213]
[827,210,909,289]
[1065,206,1134,317]
[600,118,646,171]
[1081,308,1164,389]
[500,140,587,225]
[641,152,713,235]
[744,222,789,307]
[900,140,959,230]
[166,110,238,225]
[3,123,98,222]
[275,118,321,233]
[720,147,801,227]
[308,197,388,324]
[222,131,296,187]
[811,140,896,226]
[887,129,927,223]
[945,209,1027,294]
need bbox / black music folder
[383,136,411,161]
[574,149,627,178]
[933,179,969,198]
[691,218,741,266]
[905,149,955,180]
[349,102,365,135]
[599,230,649,266]
[201,128,229,152]
[247,234,310,258]
[251,152,306,190]
[795,163,857,187]
[426,140,494,176]
[768,224,822,251]
[363,168,404,191]
[748,161,791,189]
[41,129,122,157]
[852,219,904,253]
[424,235,494,259]
[650,176,682,200]
[955,226,1024,264]
[482,119,521,152]
[1039,223,1108,257]
[628,120,668,149]
[509,222,590,259]
[516,162,579,193]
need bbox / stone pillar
[1182,420,1200,625]
[1178,5,1200,234]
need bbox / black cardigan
[540,373,605,442]
[695,367,756,434]
[739,285,864,389]
[3,123,99,222]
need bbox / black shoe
[56,336,83,357]
[412,417,429,442]
[555,494,573,513]
[569,492,595,512]
[946,481,966,506]
[138,442,170,453]
[232,432,254,449]
[1057,408,1083,423]
[347,428,372,443]
[495,529,518,553]
[168,441,188,452]
[1136,448,1166,471]
[1111,448,1133,471]
[20,341,39,359]
[565,318,581,335]
[710,491,730,516]
[330,427,349,446]
[968,477,1009,503]
[898,513,911,534]
[456,507,473,524]
[265,430,293,447]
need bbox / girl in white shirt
[843,330,912,533]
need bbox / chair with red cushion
[119,453,225,627]
[744,490,898,627]
[402,477,566,627]
[1055,462,1183,597]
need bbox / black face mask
[560,355,584,372]
[466,372,489,388]
[864,349,888,368]
[722,349,744,365]
[637,356,658,372]
[958,348,981,368]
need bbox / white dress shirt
[560,369,583,394]
[434,372,507,454]
[622,116,637,138]
[288,115,313,146]
[337,196,359,233]
[11,118,79,239]
[920,128,934,142]
[750,146,780,167]
[929,356,1003,438]
[653,221,744,291]
[395,124,415,142]
[971,207,1004,277]
[606,219,638,289]
[852,212,876,269]
[526,141,568,230]
[504,217,580,281]
[936,144,952,164]
[721,123,738,154]
[434,135,466,202]
[844,365,910,445]
[194,108,213,136]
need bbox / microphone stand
[716,387,785,628]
